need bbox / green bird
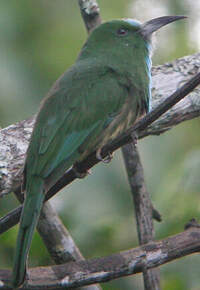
[12,15,185,287]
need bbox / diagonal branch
[0,53,200,198]
[1,67,200,234]
[0,226,200,289]
[37,202,101,290]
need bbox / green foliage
[0,1,199,289]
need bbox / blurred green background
[0,1,200,289]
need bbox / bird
[12,15,185,287]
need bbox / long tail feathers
[12,177,44,288]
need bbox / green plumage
[12,16,185,288]
[12,177,44,286]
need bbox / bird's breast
[97,98,138,149]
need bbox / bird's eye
[117,28,128,36]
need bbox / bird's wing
[25,62,130,181]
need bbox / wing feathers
[25,62,129,181]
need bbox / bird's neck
[77,41,152,112]
[78,41,152,81]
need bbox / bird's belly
[97,105,137,150]
[79,100,139,159]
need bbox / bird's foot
[72,164,92,179]
[96,148,113,163]
[131,132,138,148]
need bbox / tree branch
[37,202,101,290]
[37,202,83,264]
[122,145,161,290]
[0,64,200,232]
[78,0,101,33]
[0,226,199,289]
[0,53,199,198]
[1,63,200,234]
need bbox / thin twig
[0,206,21,234]
[122,145,161,290]
[0,226,200,289]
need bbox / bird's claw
[96,148,113,163]
[72,164,92,179]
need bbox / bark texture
[0,226,199,289]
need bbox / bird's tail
[12,176,44,288]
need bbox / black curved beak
[140,15,187,38]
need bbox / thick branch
[1,65,200,234]
[0,53,199,198]
[141,54,200,137]
[0,227,199,289]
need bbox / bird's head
[79,16,186,63]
